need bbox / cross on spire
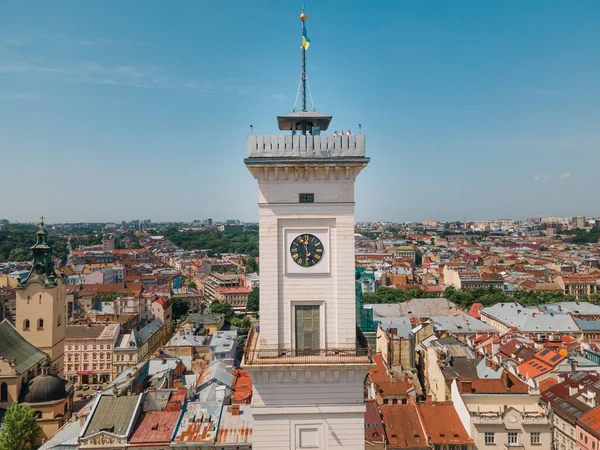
[39,215,45,227]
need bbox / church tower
[16,218,66,376]
[243,9,372,450]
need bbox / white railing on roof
[247,134,366,158]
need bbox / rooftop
[364,400,386,444]
[129,410,181,445]
[0,319,46,374]
[83,394,142,438]
[418,402,473,445]
[215,405,252,446]
[173,401,223,444]
[380,404,428,450]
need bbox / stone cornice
[246,160,369,182]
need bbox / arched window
[0,382,8,402]
[23,319,30,331]
[37,319,44,330]
[57,315,62,327]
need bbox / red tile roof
[232,368,252,404]
[368,354,392,384]
[364,400,386,444]
[539,377,559,394]
[542,373,600,405]
[578,406,600,435]
[380,404,428,449]
[457,371,529,394]
[129,411,181,446]
[418,402,473,445]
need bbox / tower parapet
[247,133,366,158]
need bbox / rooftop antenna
[293,5,314,113]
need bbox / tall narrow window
[37,319,44,330]
[295,305,320,353]
[23,319,30,331]
[0,382,7,402]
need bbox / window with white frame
[531,432,541,444]
[508,431,518,445]
[484,432,495,445]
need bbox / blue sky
[1,1,599,223]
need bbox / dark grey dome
[21,374,69,404]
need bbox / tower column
[243,9,372,450]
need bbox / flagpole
[301,5,307,114]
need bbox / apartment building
[64,323,120,384]
[451,372,552,449]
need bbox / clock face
[290,234,324,267]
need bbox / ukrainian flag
[301,27,311,50]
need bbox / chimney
[545,267,550,283]
[231,405,241,416]
[502,371,513,391]
[568,385,578,396]
[461,381,473,393]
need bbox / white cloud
[0,57,251,95]
[0,92,44,101]
[533,174,552,183]
[272,93,286,100]
[533,172,572,183]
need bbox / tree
[172,299,190,321]
[244,256,258,273]
[0,403,42,450]
[247,287,259,312]
[415,249,423,267]
[210,300,234,322]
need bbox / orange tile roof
[232,369,253,404]
[539,377,559,393]
[535,348,566,366]
[457,371,529,394]
[380,404,428,449]
[364,400,386,444]
[517,359,552,379]
[129,411,181,446]
[418,402,473,445]
[368,354,392,384]
[376,380,414,397]
[578,406,600,435]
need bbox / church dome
[21,371,70,404]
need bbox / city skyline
[1,1,599,222]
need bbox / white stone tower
[243,8,372,450]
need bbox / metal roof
[276,111,332,131]
[216,405,253,446]
[83,394,142,438]
[0,319,46,374]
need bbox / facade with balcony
[451,377,552,450]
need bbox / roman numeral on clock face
[290,233,324,268]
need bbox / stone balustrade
[247,134,366,158]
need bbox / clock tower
[243,9,372,450]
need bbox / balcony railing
[243,327,372,366]
[247,134,366,158]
